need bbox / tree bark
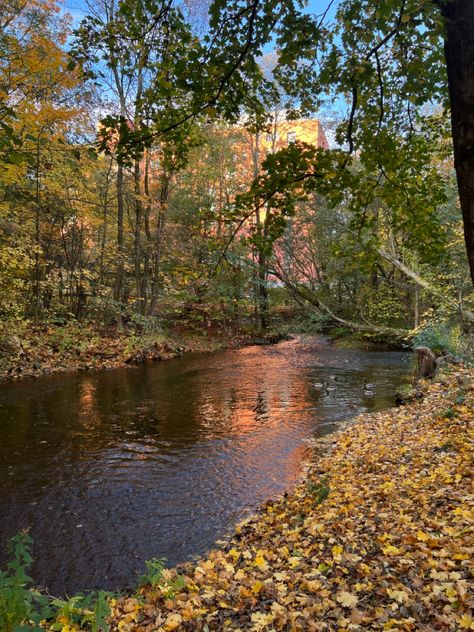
[142,150,152,316]
[33,140,42,321]
[134,156,143,313]
[438,0,474,287]
[113,163,125,328]
[414,346,437,379]
[149,173,169,314]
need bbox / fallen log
[377,249,474,326]
[269,268,411,342]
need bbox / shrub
[412,322,463,356]
[0,532,112,631]
[0,531,51,631]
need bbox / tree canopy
[0,0,472,345]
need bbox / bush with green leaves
[0,532,112,631]
[412,322,463,356]
[0,531,52,632]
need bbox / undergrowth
[0,533,112,631]
[0,532,188,631]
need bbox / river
[0,336,410,595]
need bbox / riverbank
[0,323,286,382]
[108,364,473,631]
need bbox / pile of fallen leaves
[109,365,474,631]
[0,324,280,382]
[0,325,225,381]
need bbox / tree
[438,1,474,288]
[276,0,474,287]
[0,0,86,319]
[191,1,474,292]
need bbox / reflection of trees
[0,346,410,485]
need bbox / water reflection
[0,337,409,594]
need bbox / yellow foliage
[108,367,474,631]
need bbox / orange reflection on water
[78,379,97,426]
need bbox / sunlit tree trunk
[133,65,145,314]
[113,163,125,327]
[33,140,42,321]
[150,173,169,314]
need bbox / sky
[61,0,340,30]
[59,0,345,139]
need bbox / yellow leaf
[250,611,274,630]
[336,591,359,608]
[416,530,429,542]
[251,580,264,595]
[459,613,474,629]
[382,545,402,556]
[387,589,409,603]
[229,548,240,562]
[163,613,182,631]
[254,553,268,570]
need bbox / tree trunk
[439,0,474,288]
[133,66,145,314]
[257,249,268,331]
[251,130,269,331]
[142,150,152,316]
[33,142,42,321]
[149,173,169,314]
[414,282,419,329]
[114,163,125,328]
[414,346,437,379]
[134,156,144,313]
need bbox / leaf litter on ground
[104,366,473,631]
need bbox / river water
[0,336,410,595]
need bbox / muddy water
[0,336,410,594]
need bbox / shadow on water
[0,336,411,594]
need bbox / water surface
[0,336,410,594]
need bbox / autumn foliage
[106,365,474,631]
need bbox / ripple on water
[0,337,410,594]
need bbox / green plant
[0,532,112,631]
[412,322,463,356]
[442,407,456,419]
[137,558,185,599]
[0,531,51,632]
[307,477,330,505]
[49,591,111,632]
[137,557,165,587]
[328,326,352,340]
[395,383,417,405]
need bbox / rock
[0,334,22,355]
[414,346,438,379]
[395,384,422,406]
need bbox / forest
[0,0,473,373]
[0,0,473,631]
